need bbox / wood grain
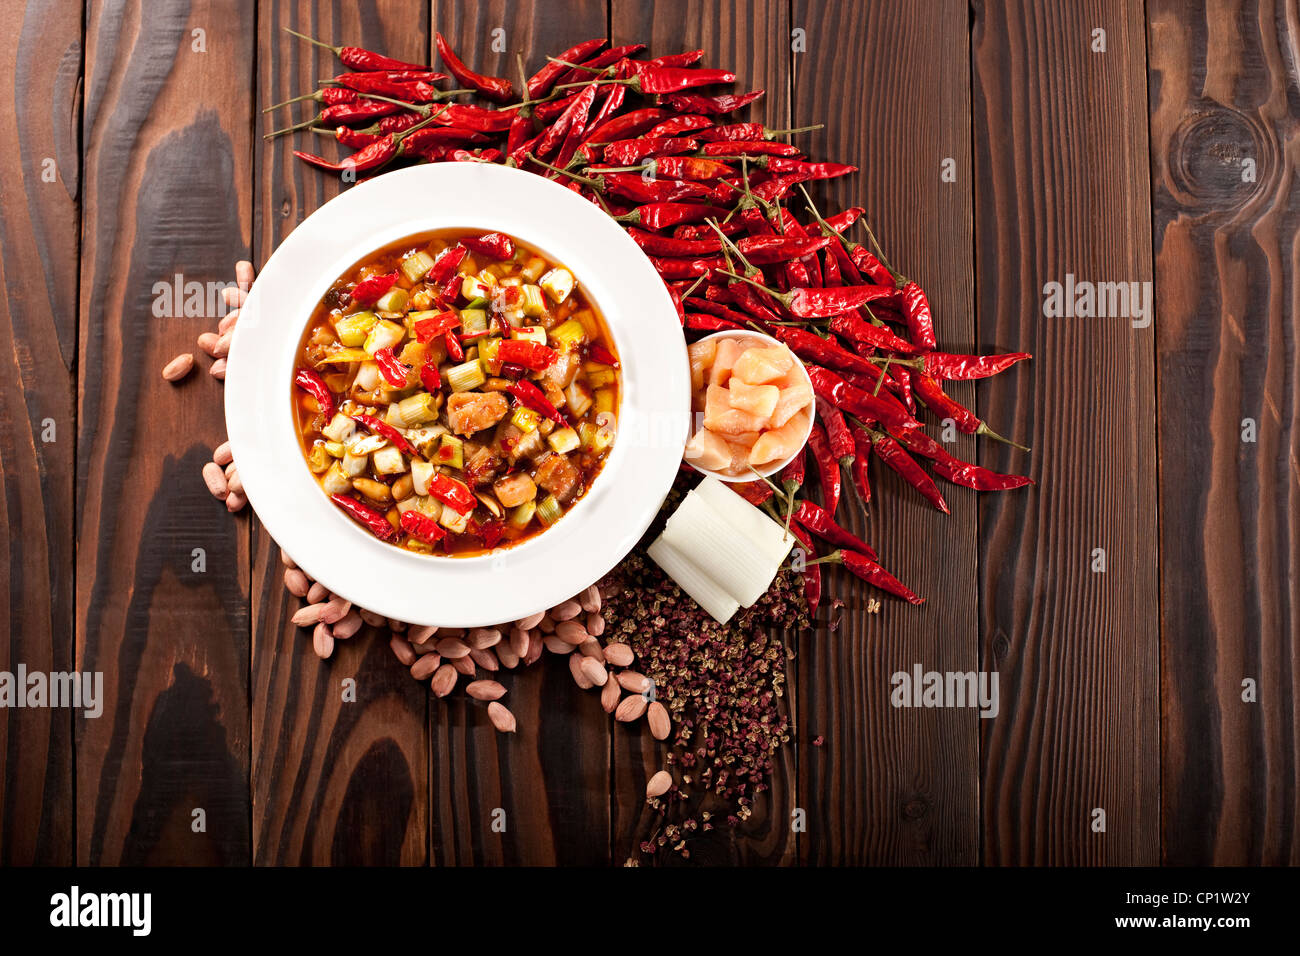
[609,0,795,865]
[1148,0,1300,865]
[972,0,1160,864]
[0,0,81,866]
[789,0,981,866]
[76,0,254,865]
[253,1,430,866]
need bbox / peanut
[603,643,634,667]
[487,701,516,734]
[162,352,195,382]
[466,680,506,701]
[647,701,671,741]
[202,462,229,500]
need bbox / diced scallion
[565,379,593,418]
[372,446,407,475]
[410,460,435,496]
[321,462,351,495]
[459,309,489,335]
[374,287,408,313]
[593,388,617,415]
[363,319,405,356]
[520,284,546,317]
[549,318,586,350]
[520,256,546,282]
[321,413,356,442]
[396,391,439,426]
[436,434,464,470]
[508,500,536,529]
[510,406,540,433]
[539,267,575,304]
[511,325,546,345]
[400,250,435,283]
[535,494,564,526]
[546,426,579,454]
[334,311,377,347]
[478,337,502,375]
[447,360,487,392]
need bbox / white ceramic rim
[684,329,816,482]
[225,163,690,627]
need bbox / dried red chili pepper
[815,395,855,478]
[331,493,395,539]
[434,32,514,103]
[849,428,873,504]
[724,270,899,318]
[537,81,599,160]
[581,66,735,95]
[790,500,877,560]
[642,49,707,69]
[633,155,734,181]
[285,28,430,73]
[646,114,715,137]
[400,508,446,544]
[528,37,607,98]
[333,75,456,99]
[816,549,923,604]
[771,328,892,382]
[477,518,505,548]
[428,245,468,286]
[910,374,1028,449]
[931,456,1033,491]
[687,299,755,328]
[497,339,557,371]
[264,86,360,111]
[626,226,721,256]
[662,89,765,114]
[806,365,922,434]
[805,422,841,515]
[701,139,801,158]
[780,445,806,499]
[428,473,476,514]
[413,310,459,343]
[507,379,565,425]
[267,99,403,138]
[735,234,832,265]
[460,232,515,260]
[789,523,821,612]
[602,136,699,165]
[554,43,646,86]
[824,207,865,233]
[921,351,1032,380]
[900,282,937,351]
[349,270,398,306]
[613,202,729,230]
[651,255,727,280]
[868,428,948,513]
[583,107,670,146]
[731,480,774,506]
[685,313,743,332]
[419,359,441,393]
[587,343,620,367]
[292,108,445,174]
[693,122,821,142]
[293,368,335,420]
[349,412,414,455]
[444,331,465,362]
[827,311,916,354]
[373,347,410,387]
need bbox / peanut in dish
[293,229,620,556]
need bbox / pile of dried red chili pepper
[266,30,1034,610]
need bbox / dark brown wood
[76,0,255,865]
[972,0,1160,864]
[253,1,430,866]
[609,0,796,865]
[1148,0,1300,865]
[789,0,981,866]
[0,0,81,866]
[426,0,613,866]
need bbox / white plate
[226,163,690,627]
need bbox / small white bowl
[225,163,690,627]
[684,329,816,483]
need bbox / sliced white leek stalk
[693,476,795,566]
[647,537,740,625]
[660,489,790,608]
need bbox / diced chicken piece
[535,453,581,502]
[703,383,767,436]
[446,390,509,436]
[724,438,754,477]
[708,338,745,386]
[768,381,814,428]
[463,445,500,486]
[493,472,537,508]
[749,409,811,467]
[688,339,717,392]
[731,345,795,385]
[684,428,732,472]
[727,379,780,419]
[540,349,579,392]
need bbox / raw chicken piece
[768,380,814,428]
[727,379,780,419]
[708,338,745,386]
[724,438,754,477]
[688,339,717,392]
[446,391,509,436]
[703,384,766,435]
[731,345,795,385]
[749,409,811,466]
[684,428,732,471]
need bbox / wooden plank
[0,0,81,865]
[253,0,431,866]
[76,0,254,864]
[790,0,980,865]
[1148,1,1300,865]
[972,0,1160,864]
[426,0,613,866]
[609,0,795,865]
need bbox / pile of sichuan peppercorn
[253,31,1037,862]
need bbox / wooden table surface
[0,0,1295,866]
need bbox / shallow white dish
[226,163,690,627]
[684,329,816,482]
